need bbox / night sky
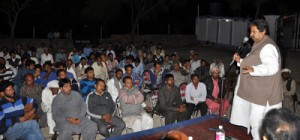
[0,0,299,39]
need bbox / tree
[122,0,186,41]
[0,0,33,38]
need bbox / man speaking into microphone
[230,20,283,140]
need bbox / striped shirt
[0,69,15,82]
[0,96,35,134]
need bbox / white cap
[281,68,291,73]
[219,125,223,129]
[47,80,59,88]
[188,136,193,140]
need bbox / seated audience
[38,62,57,88]
[194,60,210,82]
[80,67,96,100]
[107,69,123,102]
[119,76,153,132]
[41,80,59,135]
[86,79,125,138]
[185,74,208,119]
[150,63,167,89]
[92,55,109,82]
[20,73,46,127]
[0,81,44,140]
[169,62,189,87]
[210,57,225,78]
[123,64,143,89]
[52,78,97,140]
[156,74,188,125]
[76,57,89,81]
[203,67,229,116]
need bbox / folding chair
[179,83,187,103]
[115,97,132,134]
[149,89,165,126]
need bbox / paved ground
[41,42,300,139]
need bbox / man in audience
[204,67,229,116]
[41,80,59,135]
[194,60,210,82]
[107,69,123,102]
[92,55,109,82]
[156,74,188,125]
[190,54,200,74]
[169,62,189,87]
[38,62,57,88]
[40,47,54,65]
[14,60,35,95]
[150,63,167,89]
[0,81,44,140]
[52,78,97,140]
[133,58,144,77]
[7,50,21,68]
[119,76,153,132]
[185,74,208,119]
[20,73,46,127]
[57,69,79,91]
[281,68,297,111]
[80,67,96,100]
[123,64,143,89]
[76,57,89,81]
[210,57,225,77]
[86,79,125,138]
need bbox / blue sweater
[0,96,36,134]
[80,78,96,100]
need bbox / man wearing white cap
[41,80,60,135]
[281,68,297,112]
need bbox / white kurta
[107,78,123,103]
[230,44,282,140]
[41,88,57,134]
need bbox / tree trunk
[10,13,19,38]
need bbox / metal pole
[197,5,200,17]
[100,26,103,39]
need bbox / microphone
[229,37,249,66]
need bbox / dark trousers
[91,116,125,138]
[186,102,208,119]
[163,110,189,125]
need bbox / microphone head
[243,37,249,44]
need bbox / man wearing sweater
[119,76,153,132]
[86,79,125,138]
[0,81,44,140]
[52,78,97,140]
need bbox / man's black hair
[125,64,133,70]
[164,74,174,81]
[56,69,66,77]
[122,76,132,83]
[84,67,94,74]
[0,80,14,92]
[58,78,71,88]
[250,19,270,35]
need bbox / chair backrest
[115,97,123,118]
[150,90,159,108]
[142,70,151,85]
[179,83,187,102]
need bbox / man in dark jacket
[156,74,188,125]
